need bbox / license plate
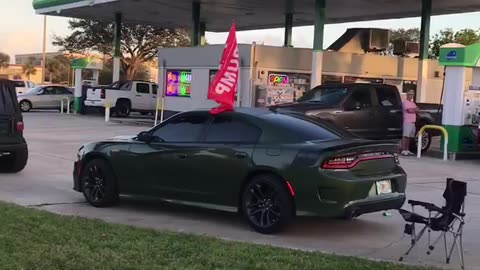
[376,180,392,194]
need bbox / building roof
[34,0,480,32]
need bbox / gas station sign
[166,70,192,97]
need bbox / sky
[2,1,480,63]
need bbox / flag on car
[207,22,239,114]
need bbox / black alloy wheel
[242,175,294,234]
[81,159,118,207]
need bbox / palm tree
[23,64,37,80]
[0,52,10,69]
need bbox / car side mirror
[137,131,153,143]
[37,90,44,95]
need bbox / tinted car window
[137,83,150,94]
[205,116,261,143]
[262,113,342,141]
[152,85,158,95]
[13,81,25,88]
[376,87,400,107]
[152,114,208,142]
[0,81,18,115]
[42,87,55,95]
[344,87,372,109]
[297,86,349,104]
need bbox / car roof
[312,83,395,88]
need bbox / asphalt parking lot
[1,111,479,269]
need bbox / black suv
[0,79,28,173]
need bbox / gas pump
[71,57,103,113]
[439,43,480,154]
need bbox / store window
[165,70,192,97]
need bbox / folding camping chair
[398,178,467,269]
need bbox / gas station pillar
[311,0,326,89]
[200,22,206,45]
[284,13,293,47]
[416,0,432,102]
[113,13,122,83]
[192,2,201,46]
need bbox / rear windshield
[262,113,349,141]
[13,81,25,88]
[0,81,18,115]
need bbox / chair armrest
[408,200,445,213]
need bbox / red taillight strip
[322,154,393,170]
[285,181,295,197]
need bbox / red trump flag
[208,22,239,114]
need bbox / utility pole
[41,15,47,84]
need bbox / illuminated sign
[269,74,290,86]
[166,70,192,97]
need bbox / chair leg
[400,224,428,261]
[427,231,447,255]
[457,225,465,270]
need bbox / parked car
[17,85,74,112]
[13,80,36,95]
[270,83,442,152]
[73,108,406,234]
[84,80,159,117]
[0,79,28,173]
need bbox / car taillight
[16,121,24,134]
[100,89,106,99]
[321,152,394,170]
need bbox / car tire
[0,147,28,173]
[19,100,32,112]
[115,100,131,118]
[410,129,432,153]
[80,159,119,207]
[241,174,294,234]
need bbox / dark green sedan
[73,108,406,234]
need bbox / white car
[13,80,36,95]
[84,80,158,117]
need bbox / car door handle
[135,94,142,97]
[177,153,188,159]
[235,152,248,159]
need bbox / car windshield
[25,86,43,94]
[297,87,350,104]
[13,81,25,88]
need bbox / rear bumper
[344,194,406,218]
[84,99,105,107]
[0,143,27,157]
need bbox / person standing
[401,90,419,156]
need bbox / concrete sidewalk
[1,112,478,269]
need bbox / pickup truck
[13,80,36,95]
[270,83,442,152]
[84,80,159,117]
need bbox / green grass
[0,201,436,270]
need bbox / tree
[46,55,71,83]
[0,52,10,69]
[430,28,480,58]
[390,28,420,43]
[23,64,37,80]
[53,19,191,80]
[98,58,152,85]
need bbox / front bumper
[73,160,82,192]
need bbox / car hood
[110,135,137,141]
[270,102,338,113]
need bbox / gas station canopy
[33,0,480,32]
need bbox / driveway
[1,112,479,269]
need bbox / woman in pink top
[401,90,419,156]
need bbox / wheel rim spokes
[84,165,106,202]
[246,183,281,228]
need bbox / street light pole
[41,15,47,84]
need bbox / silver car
[17,85,74,112]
